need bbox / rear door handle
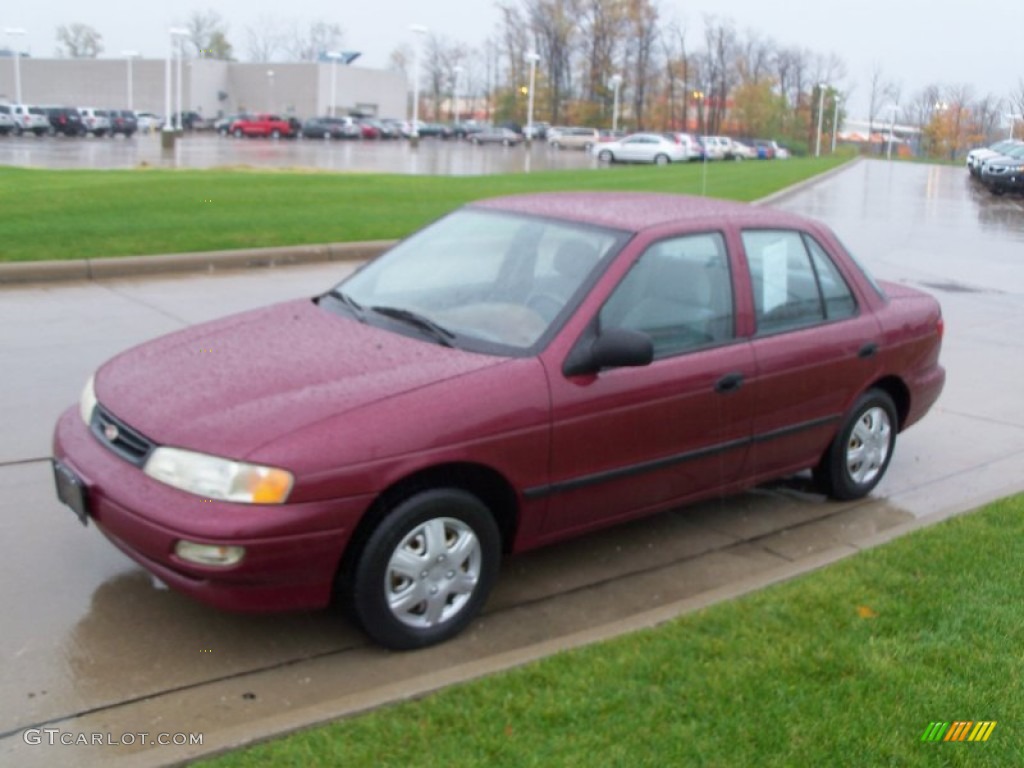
[715,372,744,394]
[858,342,879,359]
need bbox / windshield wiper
[369,305,455,347]
[324,288,365,321]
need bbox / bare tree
[285,20,344,62]
[525,0,577,125]
[1009,80,1024,138]
[55,23,104,58]
[623,0,659,129]
[867,63,898,139]
[245,16,285,62]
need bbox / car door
[618,135,653,162]
[537,230,756,540]
[738,229,882,481]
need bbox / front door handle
[858,342,879,359]
[715,372,744,394]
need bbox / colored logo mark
[921,721,996,742]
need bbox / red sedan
[228,113,295,139]
[52,192,944,649]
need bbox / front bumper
[53,407,374,612]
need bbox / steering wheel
[524,292,564,322]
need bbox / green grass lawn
[199,493,1024,767]
[0,157,849,262]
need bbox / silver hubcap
[385,517,481,628]
[846,406,892,486]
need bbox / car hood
[94,298,509,459]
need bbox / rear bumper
[53,407,374,612]
[904,364,945,430]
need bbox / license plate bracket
[52,459,90,526]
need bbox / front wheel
[814,389,897,500]
[654,153,670,165]
[348,488,501,650]
[598,149,613,162]
[271,129,281,139]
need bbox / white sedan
[592,133,688,165]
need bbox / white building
[0,56,406,120]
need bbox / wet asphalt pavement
[1,160,1023,766]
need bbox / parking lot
[0,131,598,175]
[1,160,1023,767]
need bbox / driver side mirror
[564,328,654,377]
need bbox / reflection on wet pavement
[0,133,598,175]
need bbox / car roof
[471,191,813,234]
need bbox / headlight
[79,374,97,425]
[143,447,294,504]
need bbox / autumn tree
[55,23,103,58]
[184,10,232,59]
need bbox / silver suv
[78,107,111,137]
[0,105,15,135]
[11,105,51,136]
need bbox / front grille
[90,405,156,467]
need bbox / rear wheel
[814,389,897,500]
[348,488,501,650]
[271,129,281,139]
[654,153,670,165]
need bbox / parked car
[730,139,758,160]
[548,126,600,150]
[593,133,688,164]
[470,126,523,146]
[177,111,212,131]
[662,132,702,161]
[78,107,111,137]
[107,109,138,137]
[367,118,400,139]
[700,135,732,160]
[229,113,296,138]
[7,105,51,136]
[979,143,1024,195]
[357,119,380,139]
[967,139,1021,177]
[52,191,945,650]
[46,107,86,136]
[134,112,162,132]
[0,105,15,135]
[301,117,357,139]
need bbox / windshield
[336,208,626,353]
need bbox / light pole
[121,50,139,111]
[409,24,428,147]
[885,104,899,161]
[525,52,539,145]
[452,65,464,124]
[815,83,827,157]
[4,28,27,104]
[1006,113,1022,140]
[831,92,840,153]
[326,51,341,117]
[266,69,275,111]
[690,88,708,195]
[169,27,188,131]
[609,74,623,132]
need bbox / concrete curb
[0,240,396,286]
[0,158,860,286]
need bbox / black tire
[271,129,281,139]
[348,488,500,650]
[234,128,243,138]
[654,153,670,165]
[814,389,898,500]
[598,149,613,162]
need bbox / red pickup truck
[228,113,297,138]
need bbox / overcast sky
[6,0,1023,119]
